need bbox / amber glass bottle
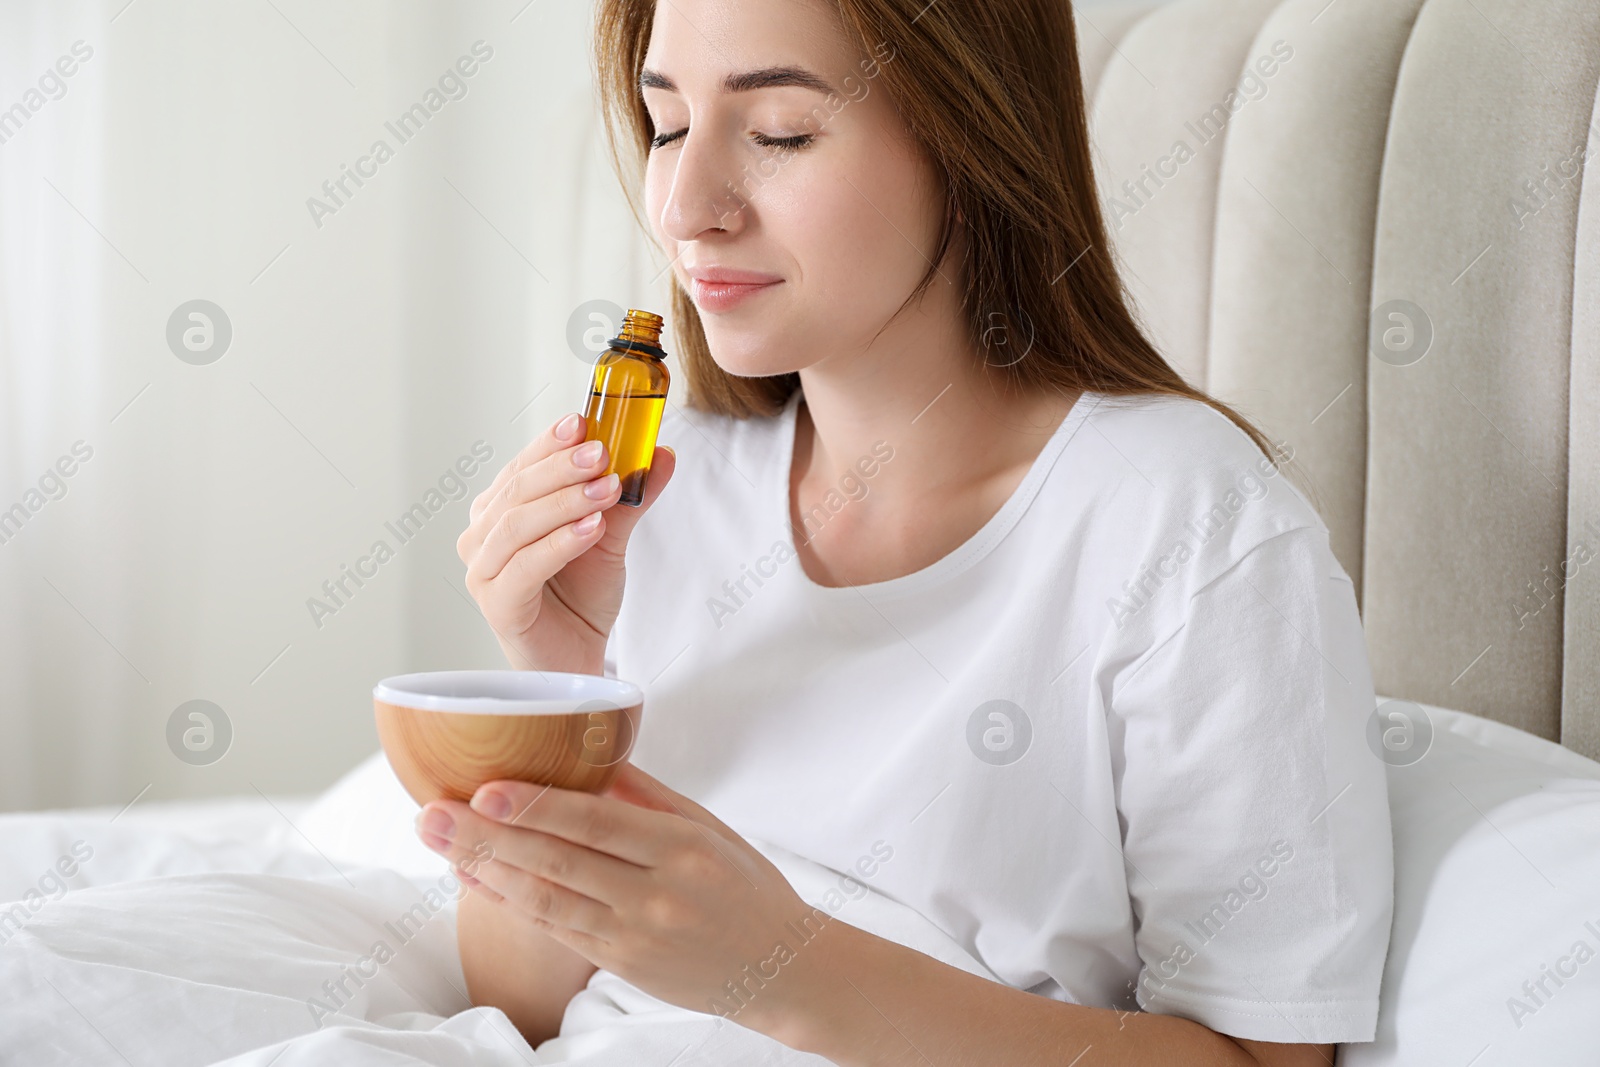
[581,309,671,507]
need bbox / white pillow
[1340,697,1600,1065]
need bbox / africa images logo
[305,41,494,229]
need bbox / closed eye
[647,128,816,152]
[751,132,815,151]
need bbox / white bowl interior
[374,669,641,715]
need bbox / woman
[417,0,1394,1063]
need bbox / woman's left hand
[414,763,820,1029]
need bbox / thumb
[593,444,675,548]
[604,762,725,830]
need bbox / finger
[600,762,681,815]
[638,444,676,509]
[606,762,731,836]
[471,857,616,943]
[455,863,505,904]
[461,419,605,561]
[469,779,680,868]
[471,412,585,524]
[472,884,610,960]
[471,460,515,526]
[484,445,671,595]
[491,435,610,524]
[462,439,609,565]
[471,510,610,623]
[586,445,676,553]
[469,472,620,585]
[423,798,646,907]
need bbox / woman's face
[641,0,947,376]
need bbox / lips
[686,266,782,286]
[686,267,783,312]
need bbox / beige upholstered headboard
[1074,0,1600,758]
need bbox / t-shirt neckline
[770,386,1101,603]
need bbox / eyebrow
[639,65,836,97]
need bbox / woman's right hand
[457,411,675,674]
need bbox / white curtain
[0,0,665,811]
[1,4,120,809]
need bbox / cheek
[770,156,940,318]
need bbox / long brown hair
[592,0,1296,482]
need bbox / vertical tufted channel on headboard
[1082,0,1285,388]
[1363,0,1600,751]
[1074,0,1600,757]
[1204,0,1428,605]
[1566,75,1600,761]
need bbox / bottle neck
[620,322,661,348]
[612,309,666,359]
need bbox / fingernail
[556,413,582,440]
[471,789,512,821]
[574,440,604,467]
[584,473,618,499]
[574,512,602,534]
[417,807,455,844]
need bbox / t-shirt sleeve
[1102,523,1394,1045]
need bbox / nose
[656,126,751,244]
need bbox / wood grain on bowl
[374,700,640,806]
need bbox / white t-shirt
[607,385,1393,1045]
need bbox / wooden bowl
[373,670,643,806]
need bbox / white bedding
[6,697,1600,1065]
[0,764,1003,1066]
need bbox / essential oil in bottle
[581,309,671,507]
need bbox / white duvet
[0,759,1004,1066]
[13,701,1599,1065]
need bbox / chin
[702,331,808,379]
